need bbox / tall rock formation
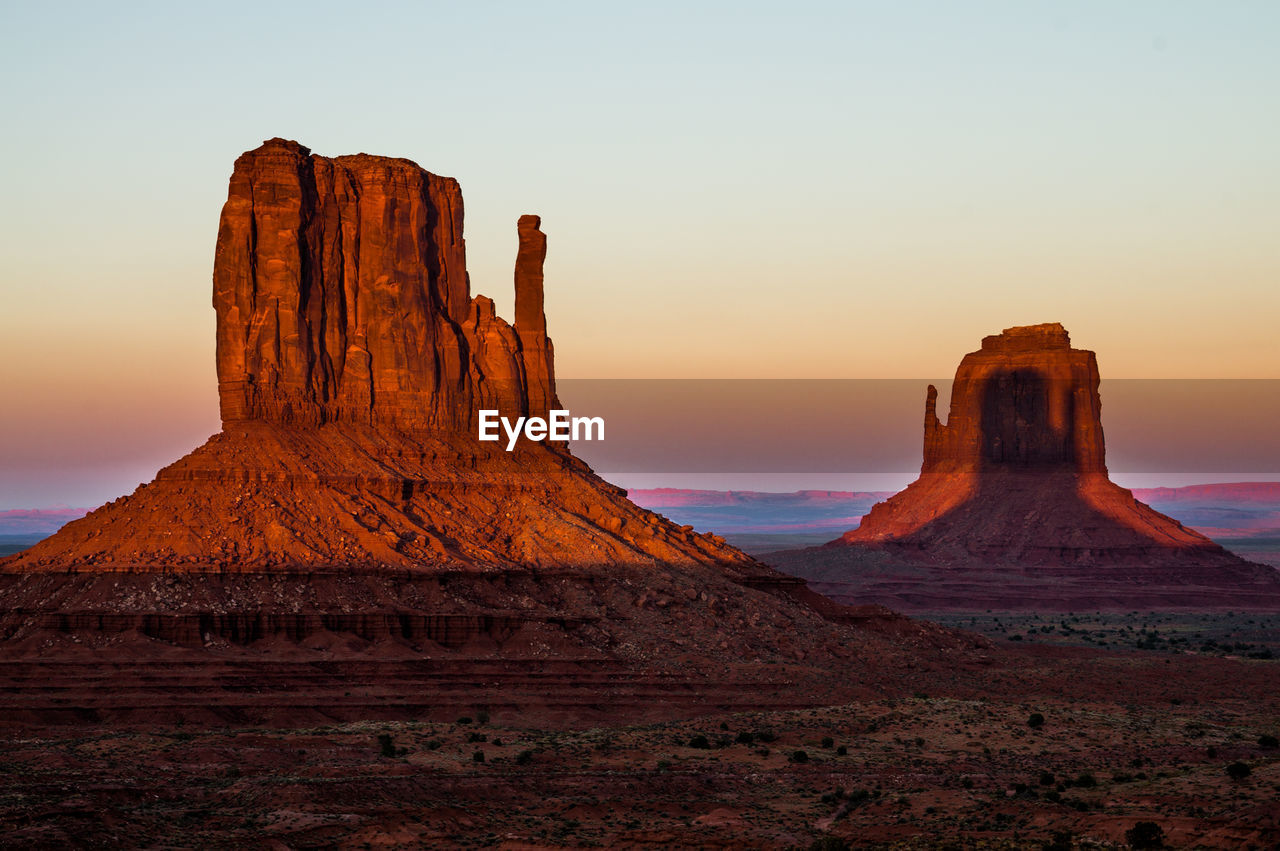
[0,141,962,728]
[212,138,552,430]
[513,214,558,419]
[768,324,1280,611]
[921,323,1105,474]
[0,138,740,574]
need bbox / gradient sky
[2,1,1278,508]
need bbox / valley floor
[1,650,1276,849]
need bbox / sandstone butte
[0,139,976,726]
[769,323,1280,612]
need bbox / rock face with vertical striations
[0,141,962,725]
[212,138,553,430]
[767,324,1280,611]
[921,323,1105,474]
[2,138,746,574]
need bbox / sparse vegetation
[4,674,1278,846]
[1225,761,1251,780]
[1125,820,1166,848]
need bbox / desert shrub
[1258,734,1279,749]
[1072,772,1097,788]
[808,838,850,851]
[1027,713,1045,729]
[476,710,490,724]
[472,750,485,763]
[735,731,754,744]
[836,745,848,756]
[377,733,396,758]
[821,736,834,748]
[1041,830,1073,851]
[656,759,672,771]
[515,749,534,765]
[491,738,504,747]
[789,749,809,764]
[1125,820,1166,848]
[687,734,711,749]
[755,730,778,743]
[1038,771,1055,786]
[466,732,487,743]
[456,716,473,725]
[1225,761,1251,780]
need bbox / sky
[1,1,1278,508]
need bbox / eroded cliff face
[922,323,1105,474]
[836,324,1261,566]
[212,138,555,430]
[0,139,743,575]
[762,324,1280,611]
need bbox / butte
[769,323,1280,612]
[0,139,968,726]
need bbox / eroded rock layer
[768,324,1280,611]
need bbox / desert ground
[1,636,1276,850]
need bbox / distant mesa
[769,323,1280,611]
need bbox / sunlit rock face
[2,139,754,575]
[212,138,557,430]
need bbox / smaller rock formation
[922,323,1105,474]
[768,324,1280,611]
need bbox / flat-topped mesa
[213,137,553,431]
[979,322,1072,352]
[923,322,1106,474]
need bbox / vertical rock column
[514,215,559,418]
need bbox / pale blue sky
[2,1,1277,506]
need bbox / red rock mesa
[0,140,962,725]
[4,139,747,573]
[769,324,1280,611]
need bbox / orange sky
[2,3,1278,507]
